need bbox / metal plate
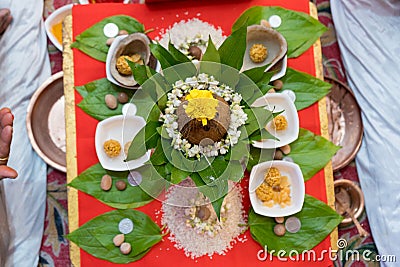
[26,72,66,172]
[324,77,363,171]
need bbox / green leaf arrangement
[279,68,332,110]
[68,163,153,209]
[249,195,343,254]
[232,6,328,58]
[71,15,145,62]
[68,5,340,263]
[285,128,340,181]
[67,209,162,264]
[76,78,134,121]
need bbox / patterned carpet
[39,0,378,266]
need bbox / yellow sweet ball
[249,44,268,63]
[103,139,121,158]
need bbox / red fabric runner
[71,1,333,266]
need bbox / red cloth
[72,1,332,266]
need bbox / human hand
[0,108,17,180]
[0,9,12,34]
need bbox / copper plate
[26,72,66,172]
[324,77,363,171]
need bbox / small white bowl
[95,114,150,171]
[270,55,287,81]
[249,160,305,217]
[44,4,73,51]
[251,93,299,149]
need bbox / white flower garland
[161,73,248,158]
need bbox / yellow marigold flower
[185,90,218,126]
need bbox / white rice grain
[157,18,226,52]
[162,178,247,259]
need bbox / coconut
[177,95,230,145]
[110,33,157,87]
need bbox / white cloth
[0,0,50,266]
[331,0,400,265]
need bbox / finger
[0,125,12,159]
[0,111,13,128]
[0,107,13,123]
[0,165,17,180]
[0,10,11,34]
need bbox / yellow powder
[51,22,63,45]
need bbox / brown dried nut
[196,206,211,221]
[268,88,276,94]
[120,242,132,255]
[118,30,128,36]
[274,150,283,160]
[273,79,283,90]
[117,92,129,104]
[188,45,202,60]
[275,217,284,224]
[106,37,115,46]
[105,94,118,110]
[280,144,291,155]
[116,180,127,191]
[113,234,125,247]
[274,223,286,236]
[260,19,271,28]
[100,174,112,191]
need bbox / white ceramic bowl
[270,55,287,81]
[95,114,150,171]
[249,160,305,217]
[251,93,299,149]
[44,4,73,51]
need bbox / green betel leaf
[150,43,179,69]
[242,65,270,84]
[170,166,191,184]
[233,6,327,58]
[75,78,112,98]
[249,194,342,255]
[218,20,247,70]
[127,60,156,86]
[288,128,340,181]
[280,68,332,110]
[168,40,191,63]
[126,120,160,161]
[68,163,153,209]
[67,209,162,264]
[71,15,145,62]
[200,37,221,79]
[246,146,274,172]
[76,79,134,121]
[243,107,274,137]
[201,36,220,63]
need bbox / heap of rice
[162,178,247,259]
[157,18,226,53]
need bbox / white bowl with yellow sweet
[249,160,305,217]
[251,93,299,149]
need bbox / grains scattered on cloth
[162,178,247,259]
[157,18,226,53]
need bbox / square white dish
[95,114,150,171]
[249,160,305,217]
[251,92,299,149]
